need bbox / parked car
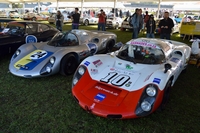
[0,21,58,57]
[120,16,133,31]
[106,17,123,29]
[80,15,99,26]
[0,11,7,18]
[7,10,20,18]
[9,29,117,78]
[72,38,191,119]
[22,12,49,21]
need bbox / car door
[25,23,42,42]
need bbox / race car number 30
[100,72,130,86]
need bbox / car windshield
[116,43,165,64]
[2,22,25,36]
[47,31,79,47]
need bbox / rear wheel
[159,80,172,111]
[60,54,78,76]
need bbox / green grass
[0,23,200,133]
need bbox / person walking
[97,9,106,31]
[131,8,142,39]
[146,14,156,38]
[55,10,64,31]
[158,11,174,40]
[71,8,80,29]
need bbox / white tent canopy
[48,2,125,8]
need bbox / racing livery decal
[153,78,161,84]
[87,43,98,55]
[14,50,53,70]
[84,61,90,66]
[94,93,106,102]
[93,59,103,67]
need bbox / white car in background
[106,17,123,29]
[80,15,99,26]
[0,11,7,18]
[120,16,133,31]
[7,10,20,18]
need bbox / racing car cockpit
[117,44,165,64]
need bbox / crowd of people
[55,7,175,40]
[130,8,174,40]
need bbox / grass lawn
[0,23,200,133]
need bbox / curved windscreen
[2,22,25,36]
[47,32,79,47]
[117,44,165,64]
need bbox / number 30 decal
[100,72,130,86]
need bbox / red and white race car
[72,38,191,119]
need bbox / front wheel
[84,20,89,26]
[60,54,78,76]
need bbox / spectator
[71,7,80,29]
[138,9,144,34]
[126,10,130,17]
[97,9,106,31]
[131,8,142,39]
[146,14,156,38]
[144,11,149,25]
[119,9,123,18]
[55,10,64,31]
[158,11,174,40]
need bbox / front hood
[85,55,161,92]
[14,49,53,70]
[81,82,128,106]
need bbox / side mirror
[164,63,172,73]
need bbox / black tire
[60,54,78,76]
[32,17,36,21]
[105,40,115,53]
[159,80,172,111]
[84,20,89,26]
[121,27,126,31]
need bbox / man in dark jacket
[71,8,80,29]
[158,11,174,40]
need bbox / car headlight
[15,49,20,56]
[12,49,21,60]
[141,101,151,112]
[40,57,56,75]
[73,77,79,85]
[78,66,85,75]
[146,86,156,97]
[135,84,158,116]
[50,57,55,64]
[72,65,86,87]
